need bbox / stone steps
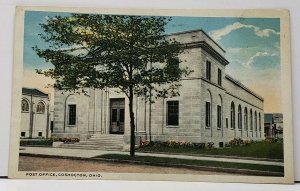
[60,134,124,151]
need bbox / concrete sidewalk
[19,146,284,166]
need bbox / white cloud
[245,51,277,66]
[210,22,279,41]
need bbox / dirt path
[19,156,234,175]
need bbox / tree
[34,13,191,156]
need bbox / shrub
[207,142,214,149]
[51,135,60,142]
[244,140,252,146]
[60,137,80,144]
[20,139,53,146]
[193,143,206,149]
[229,138,244,147]
[165,140,179,147]
[225,142,231,148]
[140,139,150,146]
[263,137,278,144]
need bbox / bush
[229,138,244,147]
[244,140,253,146]
[207,142,214,149]
[51,135,60,142]
[20,139,53,146]
[61,137,80,144]
[193,143,206,149]
[263,137,280,144]
[139,140,206,149]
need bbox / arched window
[231,102,235,129]
[21,99,29,112]
[250,109,253,131]
[238,105,242,129]
[217,95,222,129]
[259,113,262,137]
[255,111,258,132]
[205,90,212,128]
[36,101,45,113]
[66,95,77,126]
[259,113,261,131]
[244,107,248,131]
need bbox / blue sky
[23,11,281,112]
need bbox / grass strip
[137,142,283,159]
[95,154,284,173]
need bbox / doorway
[110,98,125,134]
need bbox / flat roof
[22,87,48,98]
[225,74,264,101]
[167,29,226,53]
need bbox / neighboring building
[52,29,264,149]
[264,113,283,138]
[21,87,51,138]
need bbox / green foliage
[140,140,207,149]
[20,139,53,146]
[138,140,284,159]
[51,136,80,143]
[263,137,282,144]
[34,14,192,156]
[34,14,191,100]
[229,138,244,147]
[207,142,214,149]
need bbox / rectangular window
[205,102,211,127]
[218,68,222,86]
[38,132,42,137]
[21,132,25,137]
[206,61,211,80]
[167,101,179,126]
[68,104,76,125]
[217,105,222,129]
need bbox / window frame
[206,61,211,81]
[21,99,30,113]
[230,102,235,129]
[255,111,258,132]
[244,107,248,131]
[250,109,253,131]
[68,104,77,126]
[21,132,26,137]
[217,105,222,129]
[36,101,46,114]
[205,101,211,128]
[218,68,222,86]
[166,100,179,127]
[238,105,242,129]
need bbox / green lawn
[137,142,283,160]
[95,154,284,174]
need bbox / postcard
[9,6,294,183]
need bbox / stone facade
[52,30,264,148]
[21,88,51,138]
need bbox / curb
[19,153,283,177]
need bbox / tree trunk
[129,86,136,157]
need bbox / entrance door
[110,98,125,134]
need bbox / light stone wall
[21,95,50,138]
[52,30,265,147]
